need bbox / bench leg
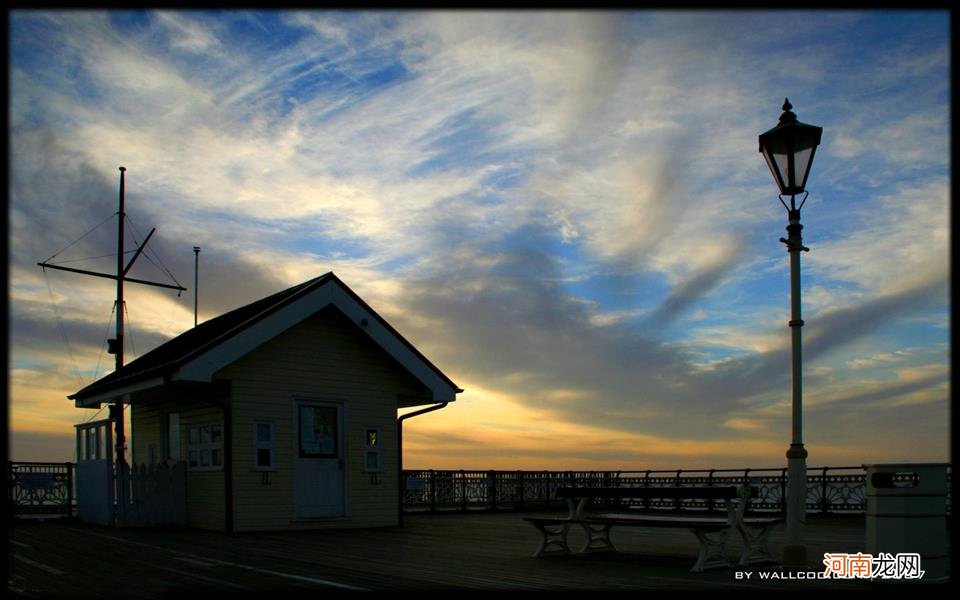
[578,523,616,554]
[736,523,777,567]
[530,522,573,557]
[690,527,733,572]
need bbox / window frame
[165,412,182,463]
[252,420,276,471]
[185,421,224,472]
[363,426,383,474]
[297,404,340,459]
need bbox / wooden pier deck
[8,512,947,593]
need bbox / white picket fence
[117,462,187,526]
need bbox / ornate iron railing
[401,466,951,516]
[8,462,75,516]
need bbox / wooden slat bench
[524,486,783,572]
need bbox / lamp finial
[779,99,798,124]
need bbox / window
[252,421,275,470]
[363,427,382,473]
[85,427,100,460]
[298,405,339,458]
[186,422,223,471]
[166,413,181,463]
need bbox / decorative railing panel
[8,462,75,516]
[402,466,950,516]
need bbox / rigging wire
[47,250,136,266]
[42,212,118,264]
[40,205,187,431]
[41,208,187,431]
[125,215,185,289]
[124,300,138,360]
[82,405,107,425]
[83,302,117,424]
[42,270,86,390]
[85,304,117,401]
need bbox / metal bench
[524,485,782,572]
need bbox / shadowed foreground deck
[8,512,949,593]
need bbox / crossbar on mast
[36,262,188,292]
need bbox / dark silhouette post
[193,246,201,327]
[114,166,128,513]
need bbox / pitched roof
[70,272,462,405]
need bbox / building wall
[130,398,226,531]
[217,306,430,532]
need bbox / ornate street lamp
[759,98,822,569]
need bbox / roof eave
[70,375,167,408]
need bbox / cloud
[154,11,222,53]
[8,11,950,469]
[690,274,948,401]
[641,244,747,328]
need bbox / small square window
[363,427,382,473]
[252,421,275,471]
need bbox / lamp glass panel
[762,148,788,193]
[793,147,814,189]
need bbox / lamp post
[758,98,822,569]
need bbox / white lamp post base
[783,444,808,569]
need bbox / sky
[7,10,951,471]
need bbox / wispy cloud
[8,10,949,468]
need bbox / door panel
[294,402,345,518]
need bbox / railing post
[429,469,436,513]
[545,471,551,510]
[518,470,525,510]
[643,470,651,510]
[674,470,683,511]
[780,468,788,515]
[707,469,715,513]
[7,461,14,519]
[487,470,497,511]
[821,466,829,515]
[66,462,74,518]
[743,469,751,517]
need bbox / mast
[38,166,187,522]
[114,166,127,509]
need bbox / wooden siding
[131,403,161,467]
[130,399,226,531]
[217,306,428,532]
[180,405,226,530]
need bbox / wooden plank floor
[8,512,948,593]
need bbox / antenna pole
[193,246,201,327]
[114,166,129,514]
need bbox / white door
[75,420,115,526]
[294,402,345,518]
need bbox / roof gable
[70,273,461,406]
